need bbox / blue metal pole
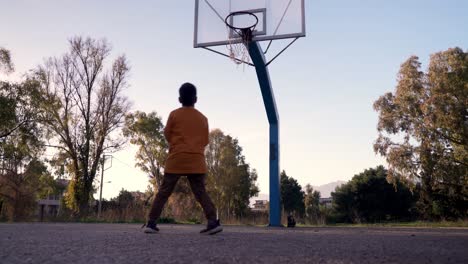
[247,41,281,227]
[269,123,281,227]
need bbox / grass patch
[297,220,468,228]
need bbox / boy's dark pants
[148,173,217,222]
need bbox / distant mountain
[249,181,346,206]
[313,181,347,198]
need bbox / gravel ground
[0,223,467,264]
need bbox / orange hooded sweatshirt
[164,107,209,174]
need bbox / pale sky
[1,0,466,199]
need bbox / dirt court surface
[1,223,467,264]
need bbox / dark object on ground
[287,215,296,227]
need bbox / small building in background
[251,200,269,212]
[130,191,146,202]
[319,197,333,208]
[37,179,69,220]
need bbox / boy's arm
[164,113,173,143]
[204,117,209,147]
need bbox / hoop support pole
[247,41,282,227]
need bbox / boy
[144,82,222,235]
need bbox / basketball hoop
[224,11,258,65]
[194,0,306,228]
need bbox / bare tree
[34,36,130,215]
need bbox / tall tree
[115,188,135,209]
[0,94,49,221]
[374,47,467,219]
[0,49,37,140]
[0,80,39,140]
[205,129,259,219]
[304,184,321,224]
[0,72,50,220]
[34,36,130,216]
[280,170,305,217]
[123,111,167,189]
[123,111,198,220]
[0,158,53,221]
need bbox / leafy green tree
[205,129,259,219]
[96,189,146,222]
[0,47,15,140]
[123,111,168,189]
[164,177,202,220]
[0,73,50,220]
[115,189,135,208]
[0,82,40,139]
[34,37,131,216]
[304,184,321,224]
[280,170,305,217]
[374,47,467,219]
[331,181,357,223]
[0,47,14,74]
[36,173,58,199]
[0,158,52,221]
[331,166,416,223]
[123,111,200,220]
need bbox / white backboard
[194,0,306,48]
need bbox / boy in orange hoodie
[144,83,222,235]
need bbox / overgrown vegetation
[0,41,465,225]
